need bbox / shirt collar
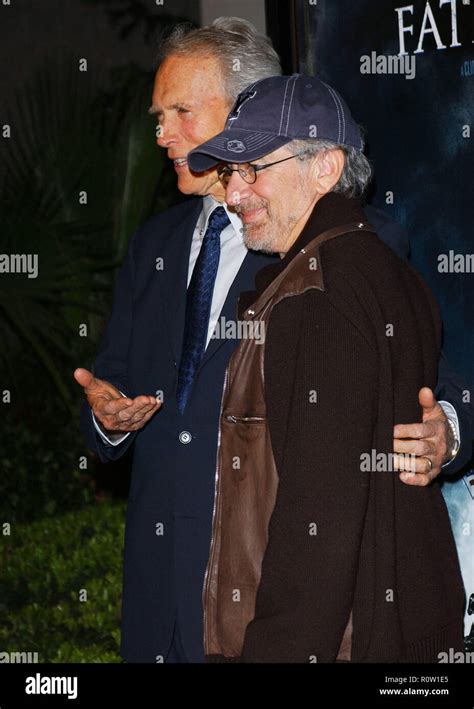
[198,195,244,242]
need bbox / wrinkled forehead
[152,53,227,106]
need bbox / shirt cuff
[91,389,131,446]
[92,412,131,446]
[438,400,460,467]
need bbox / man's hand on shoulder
[393,387,456,486]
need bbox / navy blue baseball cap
[188,74,363,172]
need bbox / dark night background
[297,0,474,389]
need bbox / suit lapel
[157,198,203,364]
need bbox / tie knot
[207,206,230,234]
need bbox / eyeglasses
[216,151,309,186]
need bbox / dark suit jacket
[80,197,472,663]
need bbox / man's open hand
[393,387,455,486]
[74,368,161,433]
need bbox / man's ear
[311,149,345,195]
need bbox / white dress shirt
[188,196,248,348]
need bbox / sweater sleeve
[240,289,379,663]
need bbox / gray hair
[287,138,373,199]
[157,17,282,105]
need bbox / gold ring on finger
[420,456,433,473]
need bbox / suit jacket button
[179,431,192,444]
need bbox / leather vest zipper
[225,415,265,424]
[202,368,228,651]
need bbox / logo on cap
[227,89,257,124]
[226,140,246,153]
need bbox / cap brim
[188,129,291,172]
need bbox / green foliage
[0,420,94,525]
[0,11,187,663]
[0,56,179,413]
[0,4,191,665]
[0,501,126,663]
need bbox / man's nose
[225,170,252,207]
[156,119,178,148]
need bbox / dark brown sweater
[231,193,465,662]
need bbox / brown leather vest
[203,221,375,659]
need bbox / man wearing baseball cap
[188,75,465,663]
